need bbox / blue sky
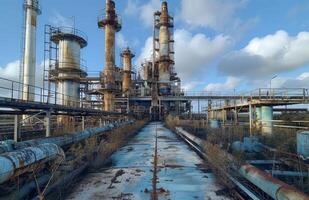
[1,0,309,93]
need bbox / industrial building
[0,0,308,200]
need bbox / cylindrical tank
[51,27,87,107]
[209,119,220,129]
[297,132,309,158]
[261,106,273,135]
[58,40,81,106]
[22,0,41,101]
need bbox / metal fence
[0,77,86,108]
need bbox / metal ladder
[43,25,58,103]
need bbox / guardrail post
[27,85,30,101]
[82,116,85,130]
[11,81,14,99]
[40,88,43,103]
[55,91,57,104]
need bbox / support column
[249,104,252,135]
[14,115,21,142]
[261,106,273,135]
[45,111,51,137]
[82,116,85,130]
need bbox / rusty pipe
[0,143,63,184]
[239,164,309,200]
[175,127,309,200]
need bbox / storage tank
[50,27,87,107]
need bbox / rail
[209,88,309,110]
[0,76,88,108]
[51,26,88,43]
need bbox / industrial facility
[0,0,308,200]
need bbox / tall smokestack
[121,48,135,96]
[158,1,173,95]
[98,0,121,111]
[22,0,41,101]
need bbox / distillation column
[98,0,121,111]
[121,48,135,96]
[158,1,173,95]
[50,27,88,132]
[22,0,41,101]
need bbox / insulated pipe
[14,120,134,149]
[175,127,309,200]
[239,164,309,200]
[22,0,40,101]
[0,143,63,184]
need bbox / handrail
[0,77,88,108]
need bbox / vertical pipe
[45,111,51,137]
[249,104,252,135]
[82,116,85,130]
[22,0,40,102]
[14,115,20,142]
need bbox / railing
[50,61,88,74]
[51,26,88,43]
[97,9,122,30]
[0,77,90,109]
[209,88,309,110]
[183,90,237,97]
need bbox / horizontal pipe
[265,170,309,177]
[175,127,260,200]
[0,143,63,184]
[14,120,134,150]
[175,127,309,200]
[239,164,308,200]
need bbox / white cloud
[0,60,20,81]
[116,33,129,49]
[174,29,232,82]
[204,77,240,91]
[124,0,140,16]
[272,73,309,88]
[136,37,154,66]
[219,30,309,79]
[136,29,232,90]
[180,0,249,32]
[124,0,161,27]
[49,12,73,27]
[0,60,44,89]
[140,0,161,27]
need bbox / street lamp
[270,75,278,98]
[270,75,278,89]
